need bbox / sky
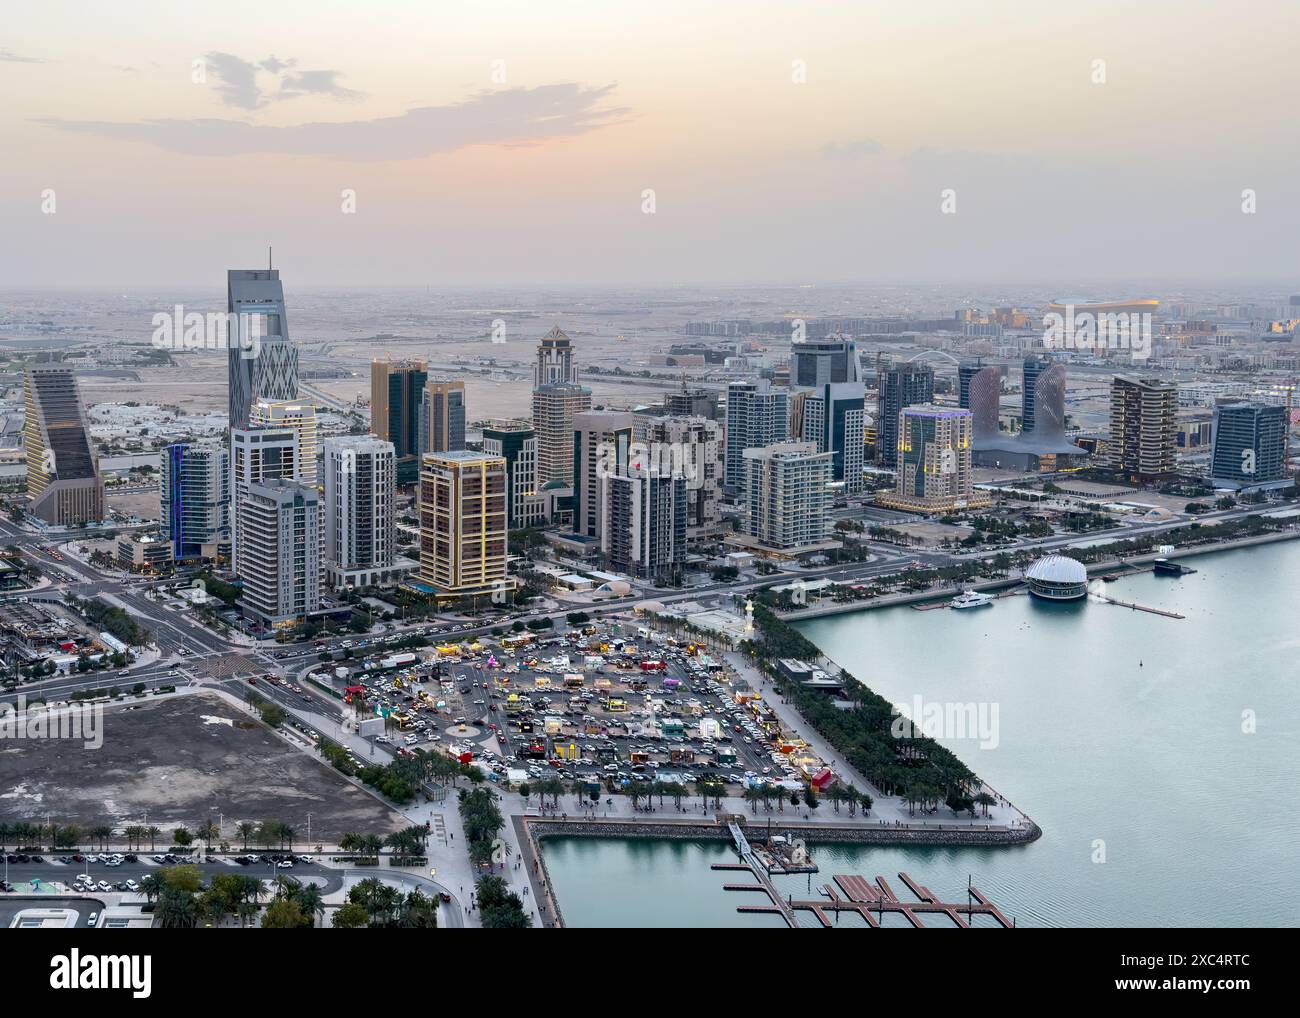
[3,0,1299,288]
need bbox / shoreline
[779,526,1300,620]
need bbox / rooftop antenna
[268,246,273,270]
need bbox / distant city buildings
[160,443,229,561]
[1208,402,1290,490]
[1104,376,1178,481]
[227,268,298,432]
[23,366,104,525]
[237,477,321,629]
[322,436,403,589]
[370,356,427,484]
[416,450,512,600]
[725,379,789,494]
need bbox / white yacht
[949,590,995,610]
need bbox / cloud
[202,51,363,109]
[822,138,885,159]
[39,83,629,161]
[0,48,52,64]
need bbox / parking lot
[327,619,814,797]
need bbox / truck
[381,653,417,670]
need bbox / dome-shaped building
[1026,554,1088,601]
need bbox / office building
[250,397,318,485]
[370,357,427,484]
[879,405,988,511]
[227,268,299,432]
[795,382,865,491]
[738,442,836,555]
[481,419,544,529]
[22,366,104,526]
[1208,402,1290,490]
[419,379,466,454]
[877,362,934,467]
[416,451,512,600]
[790,336,862,386]
[322,436,403,589]
[602,466,687,583]
[724,379,789,494]
[664,384,719,420]
[1022,355,1046,433]
[116,532,174,573]
[1104,376,1178,481]
[237,478,321,629]
[572,410,634,539]
[966,366,1003,443]
[159,443,229,561]
[958,360,983,412]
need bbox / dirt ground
[0,693,405,843]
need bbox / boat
[949,590,995,610]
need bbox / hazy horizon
[5,0,1298,288]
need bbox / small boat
[949,590,995,610]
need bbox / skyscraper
[877,362,934,467]
[237,477,321,629]
[790,336,862,386]
[880,405,987,511]
[531,327,591,485]
[958,360,983,411]
[322,436,399,589]
[966,366,1002,442]
[1208,402,1290,489]
[572,410,634,539]
[1021,355,1046,433]
[417,451,512,600]
[535,326,578,386]
[23,366,104,525]
[160,443,229,561]
[482,419,543,529]
[370,357,427,483]
[795,382,865,491]
[227,268,299,432]
[419,379,466,454]
[724,379,789,494]
[1104,376,1177,481]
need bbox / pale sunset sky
[2,0,1297,287]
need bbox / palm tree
[236,822,256,851]
[140,873,164,906]
[296,883,325,926]
[0,822,12,850]
[146,825,161,851]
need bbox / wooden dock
[1099,596,1184,619]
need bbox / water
[543,541,1300,927]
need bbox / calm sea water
[543,542,1300,927]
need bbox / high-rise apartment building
[532,383,592,486]
[227,268,299,432]
[160,443,229,561]
[481,419,544,529]
[636,414,723,539]
[322,436,400,588]
[1104,376,1178,481]
[237,477,321,629]
[229,427,300,575]
[23,366,104,525]
[602,466,687,583]
[724,379,789,494]
[370,357,427,483]
[664,384,719,420]
[572,411,634,539]
[795,382,865,491]
[877,362,934,467]
[1208,402,1290,490]
[417,451,512,600]
[419,379,466,454]
[250,397,318,485]
[880,405,987,511]
[739,442,834,553]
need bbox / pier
[1097,596,1184,619]
[722,822,802,928]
